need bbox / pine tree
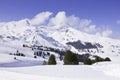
[104,57,111,61]
[84,58,92,65]
[48,54,56,65]
[71,54,79,65]
[64,50,72,65]
[64,50,79,65]
[95,56,104,62]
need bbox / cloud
[83,25,97,33]
[70,18,92,30]
[102,29,112,37]
[47,11,113,38]
[30,11,52,25]
[96,29,112,37]
[66,15,80,28]
[21,11,112,38]
[117,20,120,25]
[48,11,67,26]
[79,19,92,28]
[48,11,92,29]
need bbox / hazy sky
[0,0,120,39]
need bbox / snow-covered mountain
[0,19,120,56]
[0,18,120,67]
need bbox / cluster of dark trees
[22,44,111,65]
[23,44,65,53]
[47,50,111,65]
[83,56,111,65]
[9,50,25,57]
[34,51,50,59]
[23,44,65,60]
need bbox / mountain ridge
[0,19,120,56]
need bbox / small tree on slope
[48,54,56,65]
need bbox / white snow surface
[0,62,120,80]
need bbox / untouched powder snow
[0,65,120,80]
[0,70,72,80]
[92,62,120,79]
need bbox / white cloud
[79,19,92,28]
[48,11,66,26]
[96,29,112,37]
[66,15,80,28]
[117,20,120,25]
[30,11,52,25]
[25,11,113,38]
[48,11,92,30]
[102,29,112,37]
[47,11,113,38]
[83,25,97,33]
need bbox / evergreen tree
[48,54,56,65]
[104,57,111,61]
[84,58,92,65]
[64,50,79,65]
[64,50,72,65]
[71,54,79,65]
[95,56,104,62]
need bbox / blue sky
[0,0,120,39]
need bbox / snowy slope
[0,20,64,48]
[49,26,120,56]
[0,63,120,80]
